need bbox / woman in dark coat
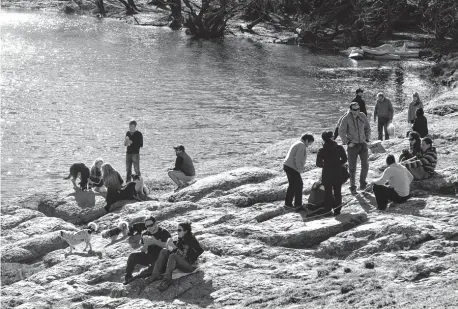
[101,163,139,212]
[412,108,428,138]
[399,131,421,162]
[316,131,348,215]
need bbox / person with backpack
[316,131,348,216]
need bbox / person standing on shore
[168,145,196,191]
[371,154,413,211]
[374,92,394,140]
[339,102,371,194]
[352,88,367,116]
[407,92,423,124]
[125,120,143,183]
[316,131,348,216]
[283,133,315,209]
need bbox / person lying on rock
[283,133,315,209]
[148,221,203,292]
[168,144,196,192]
[371,154,413,211]
[399,131,421,162]
[401,137,437,180]
[123,216,171,284]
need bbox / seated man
[123,216,171,284]
[402,137,437,180]
[168,145,196,191]
[371,154,413,211]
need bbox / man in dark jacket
[316,131,348,215]
[352,88,367,116]
[374,93,394,140]
[411,108,428,138]
[168,145,196,191]
[123,216,171,284]
[125,120,143,182]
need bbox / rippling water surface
[1,10,436,202]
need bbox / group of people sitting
[122,216,204,290]
[283,88,436,216]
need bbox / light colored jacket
[338,112,371,145]
[283,141,307,173]
[373,163,413,197]
[407,100,423,123]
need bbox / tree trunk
[95,0,106,17]
[169,0,182,29]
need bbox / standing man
[339,102,371,194]
[371,154,413,210]
[125,120,143,183]
[352,88,367,116]
[374,92,394,140]
[283,133,315,209]
[168,145,196,191]
[123,216,171,284]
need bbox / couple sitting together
[123,216,204,291]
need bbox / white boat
[365,53,401,60]
[362,46,389,55]
[363,43,419,58]
[349,49,364,60]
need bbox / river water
[0,10,436,203]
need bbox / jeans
[283,165,303,207]
[377,117,390,140]
[373,184,410,210]
[324,184,342,214]
[168,170,195,186]
[125,249,159,277]
[347,143,369,189]
[126,153,140,182]
[152,248,196,280]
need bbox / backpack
[307,181,325,210]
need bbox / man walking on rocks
[125,120,143,183]
[371,154,413,210]
[339,102,371,194]
[374,92,394,140]
[283,133,314,209]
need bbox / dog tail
[63,174,71,180]
[118,220,129,230]
[88,222,98,233]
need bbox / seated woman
[149,222,204,292]
[101,163,139,212]
[412,108,428,138]
[399,131,421,162]
[133,174,150,200]
[89,158,104,191]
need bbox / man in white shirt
[371,154,414,210]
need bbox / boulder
[368,141,386,153]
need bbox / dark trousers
[153,249,196,280]
[125,249,159,277]
[347,143,369,189]
[324,184,342,214]
[373,184,410,210]
[377,117,390,140]
[126,153,140,182]
[283,165,303,207]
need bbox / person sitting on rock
[399,131,421,162]
[149,222,204,292]
[123,216,171,285]
[411,108,428,138]
[168,145,196,192]
[101,163,139,212]
[283,133,315,209]
[316,131,347,216]
[132,174,149,200]
[88,157,104,192]
[407,92,423,124]
[371,154,413,211]
[402,137,437,180]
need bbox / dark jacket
[412,115,428,138]
[126,131,143,154]
[352,95,367,116]
[174,234,204,264]
[174,152,195,176]
[316,140,348,186]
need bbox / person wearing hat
[316,131,348,216]
[338,102,371,194]
[352,88,367,116]
[168,145,196,191]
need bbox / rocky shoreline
[2,85,458,307]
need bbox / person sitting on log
[371,154,413,211]
[399,131,421,162]
[149,222,204,292]
[401,137,437,180]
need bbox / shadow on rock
[385,198,427,216]
[67,190,96,208]
[64,250,103,259]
